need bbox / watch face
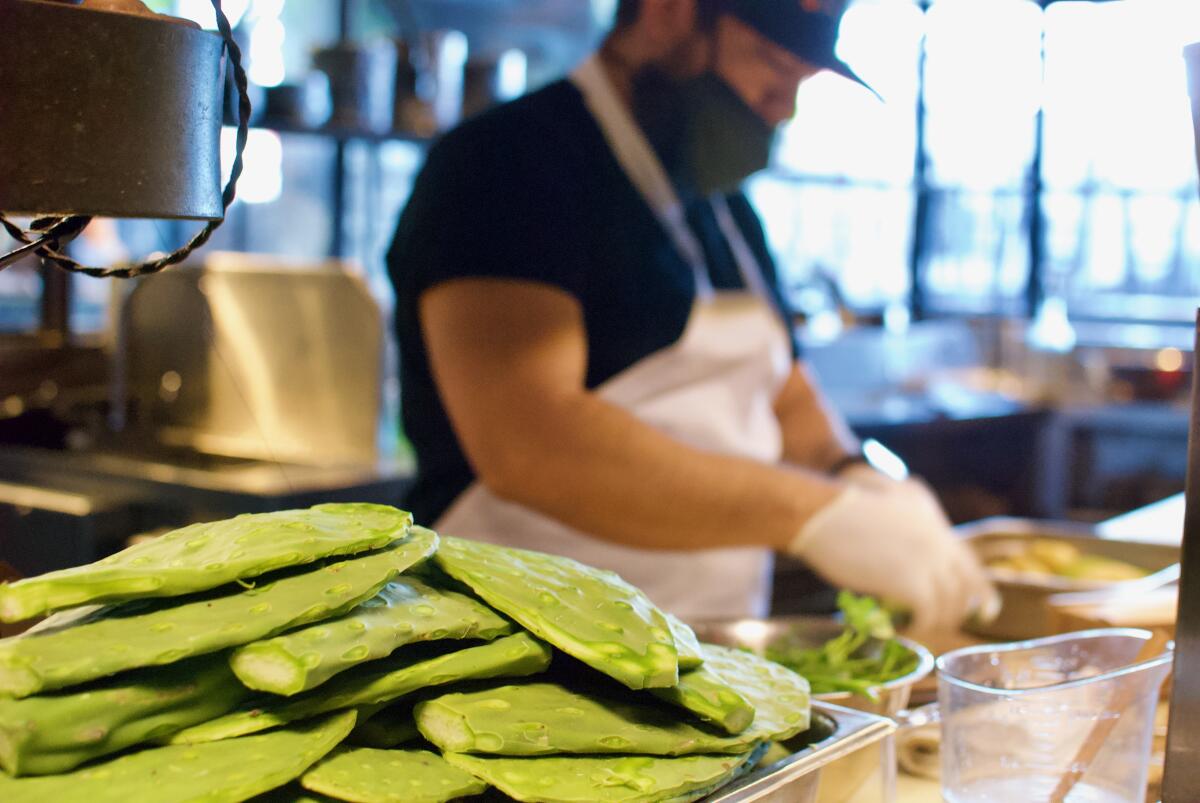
[862,438,909,482]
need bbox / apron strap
[710,193,787,318]
[571,56,715,300]
[571,56,784,318]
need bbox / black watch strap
[828,452,870,476]
[829,439,910,481]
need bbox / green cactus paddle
[664,613,705,671]
[0,504,414,622]
[692,644,811,742]
[0,535,436,697]
[444,750,759,803]
[301,747,487,803]
[168,632,552,744]
[651,661,756,736]
[230,575,511,696]
[0,709,356,803]
[0,652,251,776]
[434,537,679,690]
[415,682,760,757]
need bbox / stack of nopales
[0,503,812,803]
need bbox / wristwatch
[829,438,909,482]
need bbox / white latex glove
[789,482,1000,636]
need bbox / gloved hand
[788,481,999,637]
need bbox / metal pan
[958,517,1181,640]
[705,703,896,803]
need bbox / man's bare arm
[420,278,841,552]
[773,363,861,472]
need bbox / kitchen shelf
[236,108,434,258]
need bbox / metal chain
[0,0,250,279]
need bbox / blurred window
[754,0,1200,326]
[918,0,1041,316]
[750,0,923,315]
[1042,0,1200,323]
[6,0,1196,335]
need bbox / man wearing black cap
[388,0,996,633]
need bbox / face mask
[631,69,777,198]
[678,73,777,196]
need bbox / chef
[387,0,997,633]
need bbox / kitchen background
[1,0,1198,579]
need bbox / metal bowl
[691,615,936,718]
[957,517,1181,640]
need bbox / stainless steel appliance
[0,480,142,579]
[1161,42,1200,801]
[0,253,411,573]
[117,252,385,467]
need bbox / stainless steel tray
[704,703,896,803]
[958,516,1181,640]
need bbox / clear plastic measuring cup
[937,628,1171,802]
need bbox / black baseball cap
[719,0,877,96]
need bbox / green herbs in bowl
[763,593,920,701]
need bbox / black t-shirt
[387,78,797,524]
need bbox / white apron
[435,56,793,621]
